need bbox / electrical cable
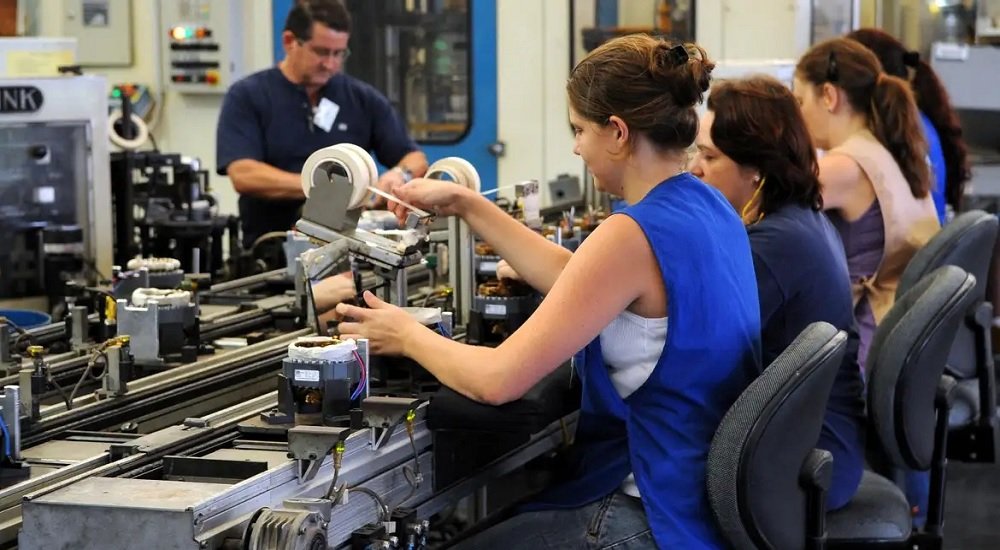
[68,346,110,407]
[325,440,346,500]
[350,349,367,401]
[347,485,390,523]
[49,374,73,409]
[399,410,422,506]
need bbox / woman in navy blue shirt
[847,28,971,225]
[690,75,865,510]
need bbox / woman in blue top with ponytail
[335,35,761,549]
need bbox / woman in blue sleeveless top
[690,76,865,511]
[336,35,761,549]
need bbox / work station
[0,1,998,548]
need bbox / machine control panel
[159,0,245,94]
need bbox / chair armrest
[972,302,996,422]
[801,448,833,550]
[800,448,833,492]
[938,374,958,410]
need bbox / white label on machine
[484,304,507,316]
[34,186,55,204]
[479,261,498,273]
[933,43,969,61]
[294,369,321,382]
[524,193,541,228]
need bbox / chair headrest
[898,210,997,300]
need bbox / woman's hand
[335,291,424,356]
[495,259,523,282]
[311,272,357,314]
[388,178,476,225]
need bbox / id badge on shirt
[313,98,340,133]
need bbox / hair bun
[649,40,713,107]
[667,44,689,65]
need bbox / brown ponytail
[797,38,930,198]
[847,28,970,210]
[869,72,931,198]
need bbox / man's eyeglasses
[297,39,351,61]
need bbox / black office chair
[896,210,999,462]
[707,322,847,550]
[827,266,977,548]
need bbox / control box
[158,0,245,94]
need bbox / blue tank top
[526,173,761,548]
[921,111,947,224]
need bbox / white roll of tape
[131,288,191,308]
[426,157,481,193]
[287,336,358,362]
[126,257,182,272]
[108,110,149,151]
[402,307,443,326]
[300,143,378,209]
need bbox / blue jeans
[452,491,655,549]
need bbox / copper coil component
[478,278,530,297]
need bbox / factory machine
[466,179,604,346]
[0,75,113,312]
[10,145,580,549]
[466,182,542,347]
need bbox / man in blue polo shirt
[217,0,428,249]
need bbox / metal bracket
[18,361,36,421]
[111,267,150,300]
[287,425,351,482]
[0,321,11,367]
[116,299,162,367]
[300,240,352,281]
[361,397,423,451]
[116,299,196,367]
[284,497,333,523]
[68,305,89,350]
[98,344,127,397]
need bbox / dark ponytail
[912,59,971,209]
